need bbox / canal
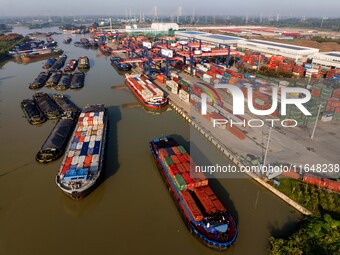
[0,27,302,255]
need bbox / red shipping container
[169,164,180,176]
[177,154,187,163]
[183,153,190,162]
[65,157,72,166]
[75,131,81,137]
[170,155,180,165]
[79,136,85,143]
[311,89,321,98]
[61,164,70,175]
[324,179,340,192]
[183,162,191,172]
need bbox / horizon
[1,0,340,18]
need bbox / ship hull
[149,138,237,251]
[125,79,168,110]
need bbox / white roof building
[312,52,340,69]
[237,39,319,61]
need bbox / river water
[0,27,302,255]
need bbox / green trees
[269,215,340,255]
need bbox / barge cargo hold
[29,72,50,90]
[150,136,237,251]
[64,59,78,72]
[33,92,62,120]
[52,94,80,115]
[51,54,67,70]
[125,74,168,109]
[56,104,108,200]
[55,73,72,90]
[36,117,77,163]
[70,72,85,89]
[21,99,46,125]
[78,56,90,69]
[45,70,62,87]
[42,58,56,69]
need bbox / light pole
[311,104,323,140]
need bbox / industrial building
[125,23,179,35]
[311,52,340,69]
[175,31,244,46]
[237,39,319,61]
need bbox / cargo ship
[124,74,168,109]
[149,136,237,251]
[110,56,132,71]
[36,115,77,163]
[55,73,72,90]
[45,71,62,87]
[52,94,80,115]
[42,58,56,69]
[19,48,63,63]
[51,54,67,70]
[55,104,108,199]
[63,37,72,44]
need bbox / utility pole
[311,104,322,140]
[262,126,272,173]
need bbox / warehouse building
[311,52,340,69]
[175,30,245,46]
[237,39,319,61]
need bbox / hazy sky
[1,0,339,17]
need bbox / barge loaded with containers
[110,56,132,71]
[150,136,237,251]
[55,104,108,200]
[124,74,168,109]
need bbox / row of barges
[29,71,85,90]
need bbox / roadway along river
[0,27,302,255]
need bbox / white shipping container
[90,135,96,142]
[76,142,83,150]
[171,88,178,94]
[216,74,223,79]
[194,50,202,55]
[203,73,212,79]
[77,163,83,169]
[203,77,211,83]
[89,141,95,148]
[92,155,100,163]
[201,47,211,52]
[80,112,85,118]
[68,150,75,157]
[179,89,189,98]
[90,112,94,117]
[204,63,211,69]
[170,72,179,78]
[74,151,80,157]
[78,156,86,163]
[190,94,201,102]
[166,80,178,88]
[84,136,90,142]
[154,88,164,96]
[179,94,190,103]
[72,156,79,165]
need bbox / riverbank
[164,91,312,216]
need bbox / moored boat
[63,37,72,44]
[36,116,77,163]
[110,56,132,71]
[51,54,67,70]
[78,56,90,69]
[21,99,46,125]
[99,45,112,55]
[124,74,168,109]
[42,58,57,69]
[149,136,238,251]
[33,92,62,120]
[45,70,62,87]
[29,71,50,90]
[64,59,78,72]
[55,73,72,90]
[55,104,108,199]
[52,94,80,115]
[70,72,85,89]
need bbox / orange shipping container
[227,126,246,140]
[171,147,181,155]
[176,163,186,174]
[181,190,204,221]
